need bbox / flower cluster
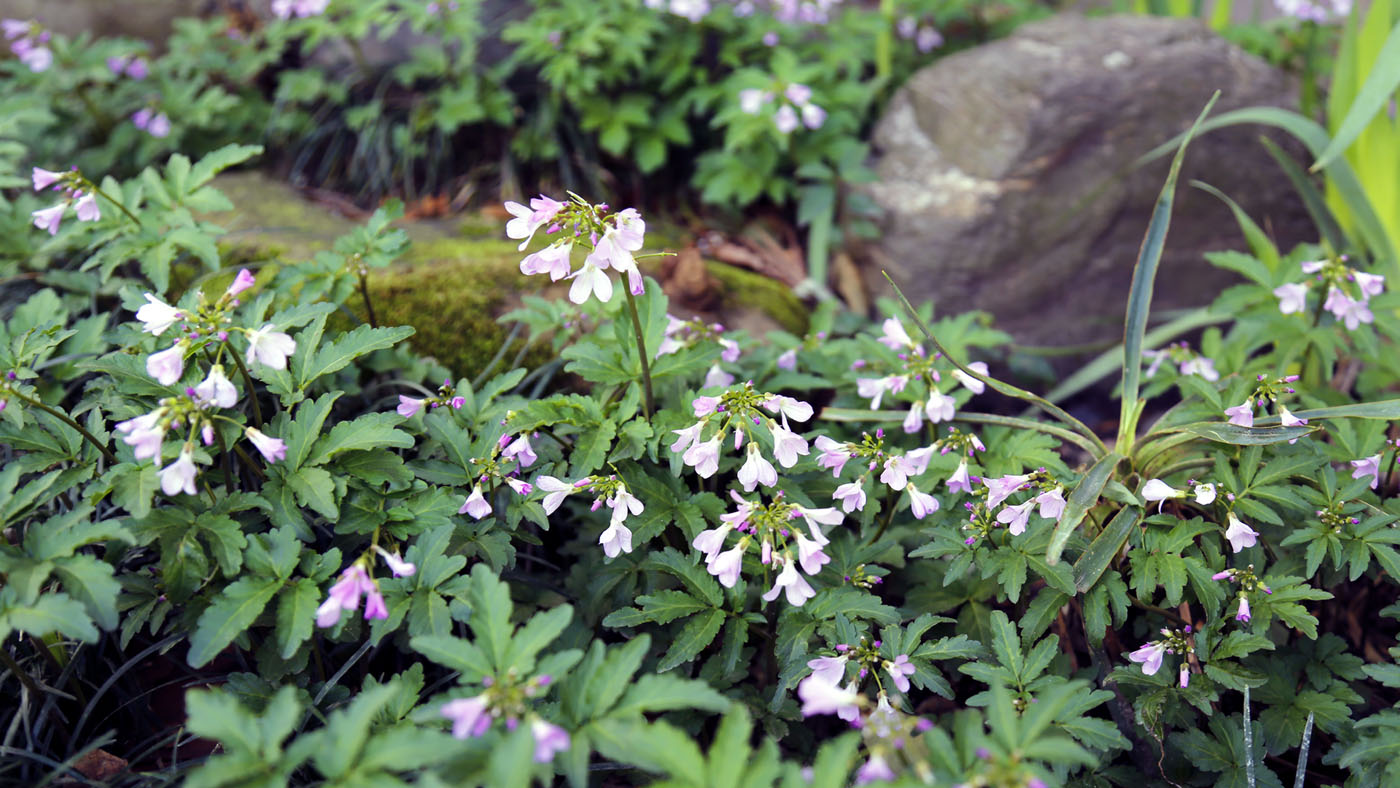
[533,473,643,558]
[1143,341,1219,381]
[958,468,1066,547]
[692,490,841,605]
[3,18,51,72]
[672,385,813,490]
[799,637,935,784]
[896,15,944,53]
[1274,256,1385,330]
[106,54,149,80]
[132,108,172,139]
[656,314,743,387]
[440,672,569,763]
[1274,0,1351,22]
[272,0,331,19]
[1141,478,1259,552]
[29,166,101,236]
[511,194,648,304]
[1127,625,1195,688]
[397,378,469,417]
[315,546,416,628]
[1223,374,1308,430]
[116,270,294,494]
[815,428,941,517]
[738,82,826,133]
[457,428,539,521]
[1213,565,1271,624]
[855,317,986,434]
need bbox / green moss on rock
[704,262,809,335]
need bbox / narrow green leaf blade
[1047,452,1120,566]
[1073,506,1141,593]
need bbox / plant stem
[357,271,379,328]
[7,391,116,463]
[86,182,144,228]
[0,647,42,697]
[622,287,655,419]
[228,349,264,428]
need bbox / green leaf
[644,549,723,607]
[1047,452,1120,566]
[591,718,706,781]
[276,578,319,659]
[1074,506,1141,593]
[299,325,414,389]
[609,673,730,717]
[0,590,98,642]
[187,577,282,668]
[1312,19,1400,171]
[287,466,339,520]
[467,564,513,671]
[633,590,710,624]
[503,604,573,675]
[409,634,493,679]
[657,608,725,671]
[1120,92,1219,450]
[308,413,414,466]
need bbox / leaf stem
[622,287,655,419]
[357,271,379,328]
[6,390,116,463]
[228,349,264,429]
[86,182,144,228]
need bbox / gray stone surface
[868,14,1313,346]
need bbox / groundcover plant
[3,7,1400,788]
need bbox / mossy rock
[205,171,809,376]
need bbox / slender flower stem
[622,287,655,419]
[357,271,379,328]
[5,390,116,463]
[85,182,144,228]
[228,349,263,428]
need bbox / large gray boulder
[868,14,1312,347]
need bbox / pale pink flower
[801,104,827,130]
[1354,271,1385,299]
[245,324,297,370]
[876,317,913,350]
[363,588,388,620]
[773,104,799,134]
[670,421,705,453]
[807,655,847,684]
[792,506,840,545]
[1179,663,1191,689]
[31,167,62,191]
[1194,483,1217,504]
[856,375,906,410]
[31,203,64,235]
[1351,454,1382,490]
[146,343,185,385]
[762,394,814,422]
[814,435,852,476]
[504,435,537,467]
[1128,641,1167,675]
[762,558,816,605]
[397,396,423,417]
[886,654,915,693]
[797,674,860,717]
[879,454,916,491]
[441,695,492,739]
[227,269,257,297]
[1278,405,1308,428]
[193,365,237,409]
[739,88,766,114]
[776,348,798,370]
[1274,282,1308,314]
[1225,400,1254,428]
[1235,596,1251,623]
[856,754,897,785]
[785,83,813,106]
[952,361,988,394]
[692,524,733,563]
[598,520,633,558]
[1142,479,1184,512]
[245,427,287,463]
[908,484,939,519]
[902,401,923,434]
[73,193,100,222]
[1036,487,1066,520]
[947,459,973,494]
[738,443,778,491]
[1224,512,1258,553]
[707,544,745,587]
[135,294,183,336]
[18,45,51,72]
[505,477,533,496]
[374,545,416,577]
[923,389,955,423]
[793,530,829,575]
[770,418,809,468]
[535,476,575,515]
[159,446,198,496]
[316,565,375,628]
[984,474,1030,509]
[459,485,491,519]
[117,411,166,465]
[520,242,574,280]
[531,720,570,763]
[683,436,722,478]
[1325,286,1373,329]
[704,363,735,388]
[996,500,1035,535]
[567,261,613,304]
[828,481,862,512]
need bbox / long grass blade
[882,272,1108,456]
[1312,15,1400,171]
[1294,711,1315,788]
[818,408,1102,457]
[1072,505,1140,593]
[1258,136,1347,254]
[1046,451,1122,566]
[1244,685,1256,788]
[1136,106,1399,273]
[1191,181,1280,272]
[1118,92,1220,454]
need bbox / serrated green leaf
[657,608,725,671]
[188,577,282,668]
